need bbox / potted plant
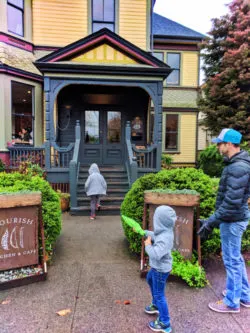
[57,190,70,212]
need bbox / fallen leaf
[124,300,131,305]
[56,308,71,316]
[1,298,11,305]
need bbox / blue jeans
[146,268,170,326]
[220,221,250,308]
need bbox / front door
[81,108,124,165]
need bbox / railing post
[156,142,162,171]
[126,121,131,140]
[75,119,81,140]
[69,160,77,208]
[44,141,51,169]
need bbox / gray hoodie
[85,163,107,196]
[145,205,176,273]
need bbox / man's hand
[144,236,152,246]
[197,219,212,240]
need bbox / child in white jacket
[85,163,107,220]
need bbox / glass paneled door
[81,109,124,165]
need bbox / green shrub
[121,168,217,255]
[0,172,61,260]
[0,158,5,172]
[198,145,224,177]
[161,154,173,169]
[172,252,207,288]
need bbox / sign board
[0,192,47,289]
[141,191,201,276]
[0,206,39,270]
[148,205,195,259]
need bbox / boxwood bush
[121,168,217,255]
[0,172,61,260]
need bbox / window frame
[91,0,116,33]
[166,52,181,86]
[11,81,35,146]
[162,112,180,153]
[7,0,24,37]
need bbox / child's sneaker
[148,319,172,332]
[90,215,95,220]
[144,304,159,315]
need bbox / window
[166,53,180,85]
[7,0,24,36]
[11,82,34,145]
[92,0,115,33]
[164,114,179,151]
[153,52,164,62]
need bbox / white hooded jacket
[84,163,107,196]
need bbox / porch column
[44,77,51,169]
[153,81,163,171]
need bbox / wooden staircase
[70,165,129,215]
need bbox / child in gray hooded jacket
[144,205,176,333]
[85,163,107,220]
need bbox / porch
[8,119,160,214]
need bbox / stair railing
[69,120,81,209]
[125,121,138,187]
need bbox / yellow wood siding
[181,52,199,87]
[70,44,137,64]
[32,0,88,46]
[119,0,147,50]
[169,113,196,163]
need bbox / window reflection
[107,111,121,143]
[85,111,99,144]
[92,0,115,32]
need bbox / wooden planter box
[144,191,200,207]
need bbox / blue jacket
[85,163,107,196]
[145,205,176,273]
[208,150,250,224]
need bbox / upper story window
[153,52,164,62]
[92,0,115,33]
[166,53,180,85]
[7,0,24,37]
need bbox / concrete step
[70,205,121,216]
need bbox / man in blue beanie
[198,128,250,313]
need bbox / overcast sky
[154,0,231,36]
[154,0,231,83]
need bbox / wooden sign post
[141,190,201,277]
[0,192,47,289]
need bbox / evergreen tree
[199,0,250,139]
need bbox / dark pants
[90,195,100,216]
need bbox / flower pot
[60,197,70,212]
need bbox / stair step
[70,205,121,216]
[77,196,124,202]
[77,188,128,194]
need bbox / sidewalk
[0,214,249,333]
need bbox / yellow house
[0,0,204,213]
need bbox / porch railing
[69,120,81,208]
[49,142,74,168]
[125,121,138,187]
[8,145,45,169]
[132,144,158,171]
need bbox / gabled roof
[35,27,171,78]
[153,13,205,40]
[36,28,168,68]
